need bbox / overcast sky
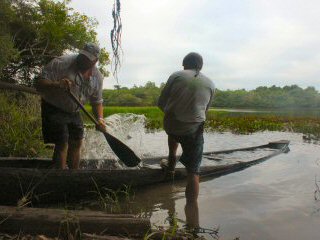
[67,0,320,90]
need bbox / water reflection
[131,181,220,239]
[149,184,200,230]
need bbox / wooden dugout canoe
[0,140,289,205]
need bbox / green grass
[83,106,320,136]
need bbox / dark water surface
[130,131,320,240]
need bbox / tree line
[103,83,320,109]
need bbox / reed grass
[92,178,135,214]
[0,92,50,157]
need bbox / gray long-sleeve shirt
[38,54,103,113]
[158,69,215,135]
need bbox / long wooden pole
[0,81,38,95]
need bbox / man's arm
[206,88,215,113]
[92,102,106,132]
[92,102,104,120]
[36,57,72,91]
[158,76,177,112]
[36,78,72,91]
[158,85,169,112]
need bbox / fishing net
[110,0,122,82]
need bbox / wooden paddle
[67,90,141,167]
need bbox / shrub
[0,92,48,157]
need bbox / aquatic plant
[92,178,135,214]
[58,209,81,240]
[87,106,320,136]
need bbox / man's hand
[58,78,73,90]
[96,118,107,132]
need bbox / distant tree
[211,85,320,109]
[144,81,157,89]
[114,85,121,90]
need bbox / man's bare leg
[185,198,199,228]
[186,173,199,203]
[52,142,68,169]
[168,135,179,171]
[67,139,83,169]
[185,173,200,227]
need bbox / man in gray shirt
[36,43,106,169]
[158,52,215,224]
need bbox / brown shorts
[41,100,84,144]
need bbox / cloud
[68,0,320,90]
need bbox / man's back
[158,69,215,135]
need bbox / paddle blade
[103,132,141,167]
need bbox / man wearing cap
[36,43,106,169]
[158,52,215,226]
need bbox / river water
[82,115,320,240]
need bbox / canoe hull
[0,140,289,205]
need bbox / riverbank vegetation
[99,106,320,136]
[0,92,48,157]
[104,83,320,109]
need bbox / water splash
[81,113,147,169]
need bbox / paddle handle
[67,90,101,127]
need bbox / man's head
[182,52,203,71]
[76,43,100,73]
